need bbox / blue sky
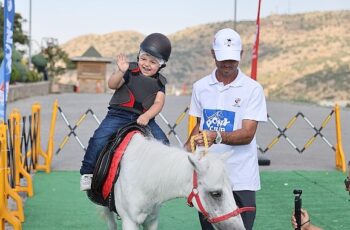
[16,0,350,47]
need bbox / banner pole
[0,0,15,122]
[250,0,262,80]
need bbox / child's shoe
[80,174,93,191]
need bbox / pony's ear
[188,152,209,174]
[219,151,233,162]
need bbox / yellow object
[0,123,23,229]
[334,104,346,172]
[30,100,58,173]
[190,131,209,155]
[9,110,33,197]
[188,115,197,137]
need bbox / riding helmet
[140,33,172,62]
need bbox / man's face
[211,49,240,78]
[215,59,239,78]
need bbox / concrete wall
[8,81,51,102]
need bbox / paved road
[7,93,350,172]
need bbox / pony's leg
[143,207,160,230]
[102,207,117,230]
[143,218,159,230]
[121,217,139,230]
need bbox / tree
[41,44,72,79]
[31,53,47,72]
[31,53,48,80]
[0,2,29,50]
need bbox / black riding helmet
[140,33,172,63]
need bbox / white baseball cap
[212,28,242,61]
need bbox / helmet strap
[159,64,166,71]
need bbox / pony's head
[187,150,246,230]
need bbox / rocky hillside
[61,10,350,104]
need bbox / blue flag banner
[0,0,15,122]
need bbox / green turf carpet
[20,171,350,229]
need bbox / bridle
[188,132,255,223]
[187,171,255,223]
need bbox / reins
[187,131,256,223]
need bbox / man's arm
[220,119,258,145]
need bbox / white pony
[102,133,246,230]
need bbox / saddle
[87,122,151,212]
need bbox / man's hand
[191,131,217,147]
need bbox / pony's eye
[209,191,222,198]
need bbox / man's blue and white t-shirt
[189,69,267,191]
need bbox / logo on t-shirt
[202,109,235,132]
[233,98,241,107]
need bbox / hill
[61,10,350,105]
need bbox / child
[80,33,171,191]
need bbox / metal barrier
[55,102,347,172]
[257,104,346,172]
[1,100,58,228]
[0,123,23,229]
[56,106,101,154]
[8,110,33,197]
[334,105,346,173]
[187,104,347,172]
[18,115,37,173]
[15,101,58,174]
[56,106,188,152]
[257,111,334,153]
[159,106,189,146]
[30,101,58,173]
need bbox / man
[185,28,267,230]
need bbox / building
[71,46,113,93]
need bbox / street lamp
[234,0,237,30]
[28,0,32,69]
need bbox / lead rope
[190,131,209,155]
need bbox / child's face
[138,53,160,77]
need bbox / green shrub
[26,70,41,82]
[10,66,21,84]
[13,61,28,82]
